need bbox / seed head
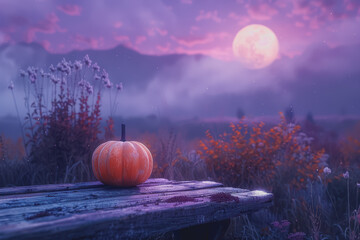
[8,81,14,90]
[83,55,92,67]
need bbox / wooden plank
[0,178,172,196]
[0,180,223,210]
[0,187,249,224]
[0,188,272,240]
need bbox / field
[1,103,360,239]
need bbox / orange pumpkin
[92,125,153,186]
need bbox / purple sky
[1,0,359,60]
[0,0,360,120]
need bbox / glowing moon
[233,24,279,69]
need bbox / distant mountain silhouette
[1,42,205,91]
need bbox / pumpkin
[92,124,153,186]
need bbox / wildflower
[29,74,36,84]
[78,79,85,87]
[288,232,306,240]
[105,81,113,89]
[8,81,14,90]
[56,63,63,72]
[74,60,82,70]
[83,54,92,67]
[101,69,109,80]
[94,74,101,81]
[20,70,26,77]
[271,220,290,232]
[116,82,123,91]
[343,171,349,179]
[50,75,59,84]
[27,67,35,76]
[280,220,290,227]
[92,63,100,72]
[39,69,45,78]
[271,221,280,228]
[49,64,56,73]
[323,167,331,175]
[61,77,67,85]
[85,82,93,94]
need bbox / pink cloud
[147,28,168,36]
[291,1,314,16]
[196,10,221,23]
[73,34,99,48]
[135,36,146,45]
[171,35,214,47]
[57,4,82,16]
[228,12,251,25]
[190,26,199,33]
[41,40,51,51]
[174,46,233,61]
[114,35,133,48]
[295,21,304,28]
[247,3,278,20]
[171,32,230,48]
[26,13,62,42]
[114,21,123,29]
[157,43,171,53]
[309,19,320,29]
[114,35,130,42]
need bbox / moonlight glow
[233,24,279,69]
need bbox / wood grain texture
[0,179,272,240]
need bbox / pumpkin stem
[121,124,126,142]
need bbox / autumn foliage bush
[198,113,326,190]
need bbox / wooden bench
[0,178,272,240]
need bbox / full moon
[233,24,279,69]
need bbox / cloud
[171,32,230,48]
[0,41,360,119]
[73,34,100,48]
[247,3,278,20]
[113,21,123,29]
[0,44,48,116]
[115,42,360,118]
[57,4,82,16]
[196,10,221,23]
[147,27,168,37]
[171,35,214,47]
[135,36,147,45]
[26,13,63,42]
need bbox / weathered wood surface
[0,178,273,240]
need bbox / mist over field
[0,42,360,121]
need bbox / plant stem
[11,90,28,157]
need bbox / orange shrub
[340,122,360,168]
[0,135,25,161]
[198,113,325,189]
